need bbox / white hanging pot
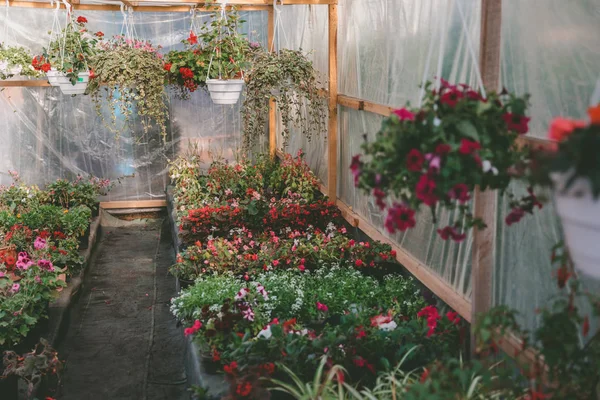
[206,78,244,105]
[57,71,90,95]
[46,68,62,87]
[552,172,600,279]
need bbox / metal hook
[61,0,71,15]
[120,2,126,16]
[190,4,196,15]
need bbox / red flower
[76,16,88,24]
[355,259,364,267]
[353,357,367,367]
[224,361,238,375]
[503,113,530,134]
[94,31,104,38]
[458,139,481,155]
[505,207,525,226]
[417,305,441,337]
[415,174,438,206]
[235,381,252,397]
[355,326,367,339]
[420,368,430,383]
[440,88,464,107]
[446,311,460,325]
[466,90,483,101]
[583,316,590,337]
[316,301,329,312]
[436,226,466,242]
[163,63,172,72]
[212,349,221,362]
[435,143,452,155]
[373,188,386,210]
[393,108,415,121]
[41,63,51,73]
[447,183,470,204]
[555,266,572,289]
[370,310,393,327]
[179,67,194,80]
[350,155,361,186]
[184,319,202,336]
[385,203,416,233]
[406,149,425,172]
[548,117,586,142]
[187,31,198,45]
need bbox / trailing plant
[38,15,99,84]
[0,43,40,79]
[354,81,538,242]
[87,36,168,140]
[243,49,327,150]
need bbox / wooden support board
[327,4,338,200]
[99,200,167,209]
[267,7,277,159]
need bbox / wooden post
[471,0,502,355]
[327,3,338,200]
[268,6,277,158]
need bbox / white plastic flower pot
[553,173,600,279]
[206,78,244,105]
[46,68,61,87]
[57,71,90,95]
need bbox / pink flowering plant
[353,81,540,241]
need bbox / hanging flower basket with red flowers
[353,81,538,242]
[528,104,600,278]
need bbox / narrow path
[57,219,188,400]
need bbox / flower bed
[168,152,465,398]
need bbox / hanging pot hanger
[3,0,18,46]
[270,0,289,53]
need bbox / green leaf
[456,120,480,141]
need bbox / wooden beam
[471,0,503,355]
[268,6,277,159]
[0,80,51,87]
[327,3,338,200]
[7,0,270,12]
[100,200,167,209]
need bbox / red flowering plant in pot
[527,104,600,279]
[163,30,211,98]
[353,81,539,242]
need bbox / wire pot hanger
[206,1,244,81]
[120,3,139,45]
[270,0,289,53]
[58,0,89,72]
[3,0,18,46]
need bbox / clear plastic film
[0,8,267,200]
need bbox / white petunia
[482,160,499,176]
[379,321,398,331]
[257,325,272,340]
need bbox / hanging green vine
[242,49,327,151]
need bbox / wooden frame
[99,200,167,209]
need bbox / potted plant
[0,43,41,80]
[200,6,254,105]
[353,81,539,242]
[528,104,600,278]
[87,36,168,141]
[243,49,327,150]
[38,16,99,95]
[163,31,210,99]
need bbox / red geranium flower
[393,108,415,121]
[458,139,481,155]
[406,149,424,172]
[94,31,104,38]
[187,31,198,45]
[235,381,252,397]
[76,16,88,24]
[415,174,438,206]
[183,319,202,336]
[179,67,194,80]
[385,203,416,233]
[224,361,238,375]
[41,63,51,73]
[440,88,464,107]
[503,113,530,134]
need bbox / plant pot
[78,224,91,250]
[0,65,23,77]
[206,78,244,105]
[57,71,90,95]
[176,277,195,292]
[200,352,221,375]
[46,68,61,87]
[553,174,600,279]
[0,375,18,400]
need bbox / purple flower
[11,283,20,292]
[425,153,441,172]
[38,259,55,272]
[34,236,47,250]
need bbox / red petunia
[406,149,425,172]
[373,188,386,210]
[187,31,198,45]
[184,319,202,336]
[393,108,415,121]
[435,143,452,155]
[436,226,466,242]
[447,183,470,204]
[505,207,525,226]
[415,174,438,206]
[503,113,530,135]
[458,139,481,155]
[76,16,88,24]
[446,311,460,325]
[440,88,464,107]
[385,203,416,233]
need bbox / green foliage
[243,49,327,150]
[0,43,41,80]
[87,37,168,141]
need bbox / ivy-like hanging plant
[87,36,168,141]
[242,49,327,150]
[0,43,41,80]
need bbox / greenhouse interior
[0,0,599,399]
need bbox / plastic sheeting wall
[0,9,267,200]
[337,0,482,299]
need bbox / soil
[56,218,189,400]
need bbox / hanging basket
[207,78,244,105]
[56,71,90,95]
[553,173,600,279]
[46,68,62,87]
